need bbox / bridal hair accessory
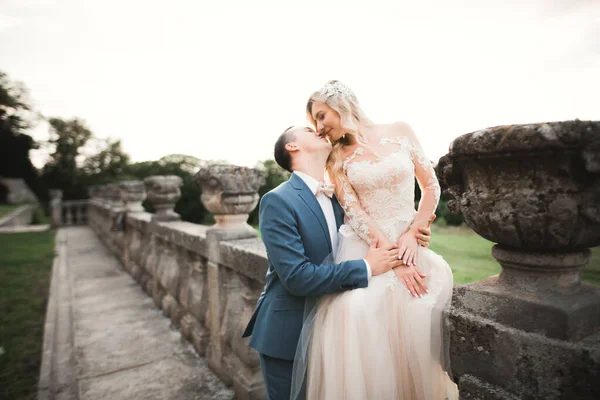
[317,80,353,100]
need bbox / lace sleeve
[401,122,441,226]
[334,174,371,243]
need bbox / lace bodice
[335,122,440,243]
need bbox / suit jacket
[242,173,368,360]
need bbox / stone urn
[143,175,183,222]
[119,181,146,212]
[437,120,600,399]
[105,183,123,208]
[49,188,63,203]
[438,120,600,337]
[195,164,266,234]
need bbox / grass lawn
[582,246,600,286]
[0,230,56,400]
[31,207,51,226]
[0,204,23,220]
[430,225,499,284]
[430,224,600,286]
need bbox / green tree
[0,71,32,133]
[0,71,48,205]
[82,138,131,184]
[248,159,290,226]
[41,118,93,199]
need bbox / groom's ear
[285,142,299,153]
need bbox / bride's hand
[397,231,419,268]
[393,265,428,298]
[375,235,395,249]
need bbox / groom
[242,126,432,399]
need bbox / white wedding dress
[292,123,459,400]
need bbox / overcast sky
[1,0,599,168]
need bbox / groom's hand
[366,238,405,276]
[417,214,436,248]
[416,227,431,248]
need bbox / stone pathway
[38,227,234,400]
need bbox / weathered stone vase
[119,181,146,212]
[195,164,266,234]
[143,175,183,222]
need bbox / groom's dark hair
[274,126,297,173]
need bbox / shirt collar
[293,171,320,196]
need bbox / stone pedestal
[196,163,267,399]
[105,183,123,209]
[438,120,600,399]
[119,181,146,213]
[143,175,183,222]
[50,189,63,228]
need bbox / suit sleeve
[259,191,368,297]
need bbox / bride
[291,81,458,399]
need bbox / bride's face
[311,102,343,142]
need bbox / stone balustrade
[50,189,88,227]
[88,171,267,400]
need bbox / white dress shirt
[294,171,372,279]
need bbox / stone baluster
[119,181,146,213]
[195,163,266,393]
[106,183,123,209]
[73,203,81,225]
[143,175,183,222]
[80,202,87,225]
[50,189,63,228]
[437,120,600,399]
[65,203,73,225]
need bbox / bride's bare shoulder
[389,121,414,134]
[375,121,415,141]
[366,123,397,139]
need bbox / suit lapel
[291,174,333,252]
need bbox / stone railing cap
[449,120,600,156]
[119,180,145,188]
[143,175,183,185]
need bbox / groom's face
[291,126,332,155]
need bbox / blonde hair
[306,80,374,186]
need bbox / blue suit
[242,173,368,399]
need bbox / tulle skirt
[292,224,459,400]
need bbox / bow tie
[316,182,335,198]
